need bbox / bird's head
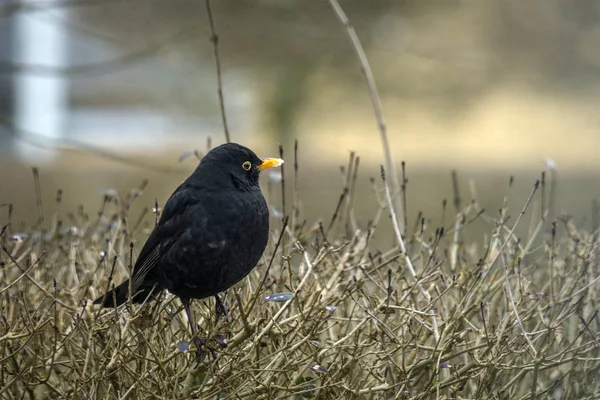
[197,143,284,191]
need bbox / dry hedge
[1,160,599,400]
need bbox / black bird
[93,143,283,352]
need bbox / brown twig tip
[534,179,540,189]
[278,144,286,220]
[294,139,299,169]
[451,170,461,212]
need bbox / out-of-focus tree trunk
[12,4,69,164]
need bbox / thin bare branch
[328,0,405,233]
[205,0,231,144]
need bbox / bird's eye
[242,161,252,171]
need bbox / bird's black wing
[94,183,199,306]
[129,184,199,291]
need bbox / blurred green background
[0,0,599,238]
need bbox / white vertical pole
[13,6,69,164]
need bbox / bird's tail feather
[93,280,157,307]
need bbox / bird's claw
[192,336,219,365]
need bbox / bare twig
[328,0,404,233]
[381,167,429,300]
[205,0,231,144]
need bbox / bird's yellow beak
[257,158,284,171]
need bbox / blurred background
[0,0,599,238]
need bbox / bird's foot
[192,337,210,364]
[192,336,221,365]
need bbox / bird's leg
[182,297,206,362]
[214,294,230,323]
[214,293,232,342]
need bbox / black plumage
[93,143,283,354]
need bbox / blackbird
[93,143,283,354]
